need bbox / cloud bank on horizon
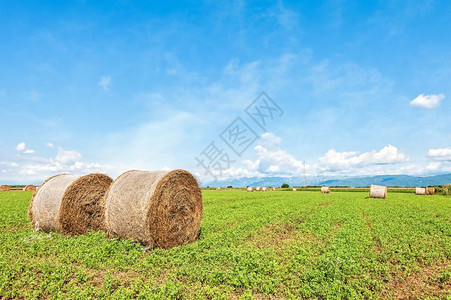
[0,1,450,184]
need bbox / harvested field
[0,190,449,298]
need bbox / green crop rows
[0,190,449,299]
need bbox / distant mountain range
[203,173,451,188]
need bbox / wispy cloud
[98,76,112,91]
[274,3,300,31]
[410,93,444,108]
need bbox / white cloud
[220,166,262,179]
[46,142,55,148]
[15,142,35,154]
[410,161,451,175]
[253,144,304,174]
[98,76,112,91]
[212,134,413,181]
[242,159,260,171]
[425,161,441,171]
[213,132,312,179]
[55,147,82,163]
[409,93,444,108]
[0,161,18,167]
[1,144,122,184]
[260,132,282,146]
[15,143,26,152]
[319,145,409,171]
[427,148,451,161]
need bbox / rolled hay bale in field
[426,187,435,195]
[216,187,221,190]
[293,188,297,191]
[415,187,426,195]
[28,174,65,224]
[271,187,276,191]
[104,169,203,249]
[262,187,267,192]
[23,185,36,192]
[29,173,112,234]
[369,184,387,199]
[321,186,331,194]
[256,187,261,191]
[247,187,253,192]
[0,185,10,191]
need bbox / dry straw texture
[28,174,64,225]
[415,187,426,195]
[321,186,331,194]
[247,187,253,192]
[426,187,435,195]
[104,169,203,249]
[29,173,112,234]
[0,185,10,191]
[23,185,36,192]
[262,187,267,192]
[256,187,261,191]
[369,184,387,199]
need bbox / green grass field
[0,190,450,299]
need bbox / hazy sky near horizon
[0,0,450,184]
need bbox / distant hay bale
[271,187,276,191]
[369,184,387,199]
[247,187,253,192]
[262,187,267,192]
[426,187,435,195]
[0,185,10,191]
[29,173,112,234]
[256,187,261,191]
[23,185,36,192]
[292,188,297,191]
[321,186,331,194]
[415,187,426,195]
[104,169,203,249]
[216,187,221,190]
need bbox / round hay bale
[0,185,10,191]
[255,187,261,191]
[369,184,387,199]
[262,187,267,192]
[415,187,426,195]
[247,187,253,192]
[28,174,65,223]
[292,188,297,191]
[271,187,276,191]
[23,185,37,192]
[215,187,221,190]
[104,169,203,249]
[426,187,435,195]
[321,186,331,194]
[29,173,112,234]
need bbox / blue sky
[0,0,450,184]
